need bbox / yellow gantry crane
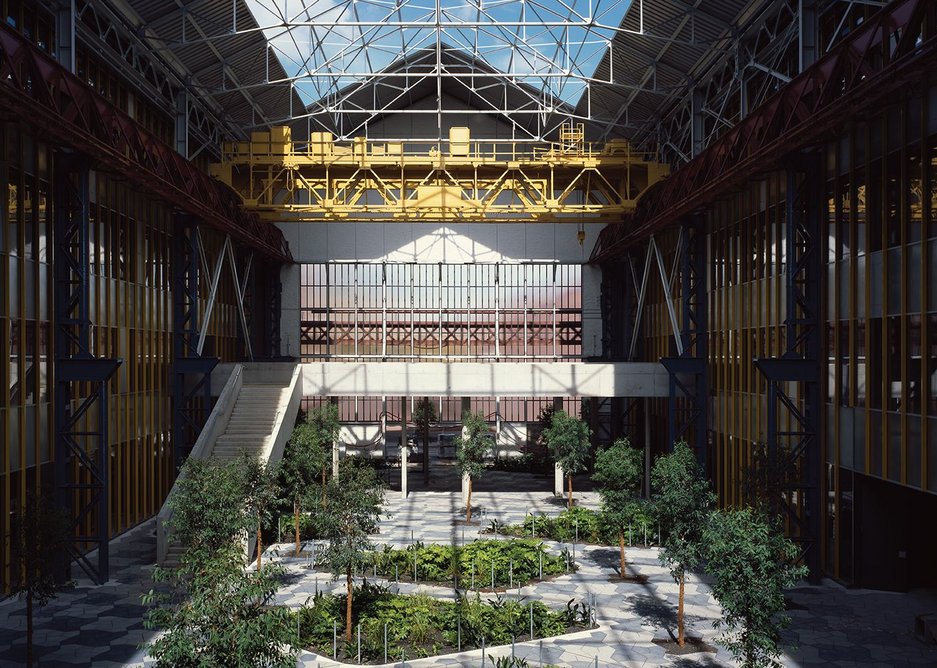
[210,123,668,223]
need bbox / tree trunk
[567,474,573,509]
[678,571,685,647]
[619,530,626,579]
[345,567,354,642]
[466,477,473,523]
[26,589,33,668]
[423,431,430,484]
[294,499,301,557]
[256,523,263,570]
[321,467,328,506]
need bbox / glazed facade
[638,79,937,588]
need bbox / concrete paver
[0,479,935,667]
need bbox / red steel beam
[591,0,937,263]
[0,23,291,263]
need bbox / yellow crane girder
[210,124,669,223]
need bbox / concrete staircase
[213,382,292,462]
[156,363,302,567]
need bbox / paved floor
[0,521,158,667]
[1,480,936,666]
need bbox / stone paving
[0,475,936,666]
[0,521,158,667]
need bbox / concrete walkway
[0,483,936,666]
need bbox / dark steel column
[53,153,121,584]
[661,215,709,468]
[754,159,823,582]
[171,217,217,470]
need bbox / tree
[145,458,296,668]
[308,403,341,501]
[457,411,491,523]
[319,464,385,642]
[651,441,715,647]
[703,508,808,667]
[413,397,437,484]
[741,442,796,525]
[168,456,252,565]
[542,410,591,509]
[145,555,295,668]
[10,492,73,668]
[242,455,280,570]
[280,419,330,556]
[592,438,644,579]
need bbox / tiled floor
[1,475,936,667]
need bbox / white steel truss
[141,0,701,141]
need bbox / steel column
[171,216,217,470]
[753,160,823,582]
[174,90,189,159]
[798,0,818,72]
[53,153,121,584]
[55,0,76,73]
[661,215,708,468]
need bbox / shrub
[295,583,591,661]
[367,539,569,586]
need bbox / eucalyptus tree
[651,441,715,647]
[280,418,330,555]
[308,402,341,499]
[242,455,280,570]
[319,464,386,642]
[413,396,437,484]
[543,410,591,509]
[704,508,808,667]
[10,492,72,668]
[593,437,644,578]
[457,410,492,523]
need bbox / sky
[244,0,632,108]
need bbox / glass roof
[244,0,631,109]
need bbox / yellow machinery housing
[210,124,668,223]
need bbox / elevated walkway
[157,363,302,567]
[300,361,669,398]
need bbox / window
[299,262,582,361]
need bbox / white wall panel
[280,222,603,264]
[300,361,668,397]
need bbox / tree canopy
[703,507,808,668]
[319,464,386,641]
[543,410,591,508]
[593,437,644,519]
[457,411,491,480]
[457,411,493,523]
[650,441,715,645]
[168,456,253,565]
[593,437,645,577]
[280,417,331,555]
[308,402,341,447]
[146,456,296,668]
[242,455,279,569]
[542,410,591,478]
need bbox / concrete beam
[299,362,669,398]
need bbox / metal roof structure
[289,43,579,141]
[582,0,755,139]
[116,0,305,131]
[102,0,852,152]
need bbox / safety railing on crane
[210,124,668,223]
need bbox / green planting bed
[294,581,593,663]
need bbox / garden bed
[489,506,658,548]
[294,581,594,663]
[366,539,574,589]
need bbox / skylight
[244,0,631,130]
